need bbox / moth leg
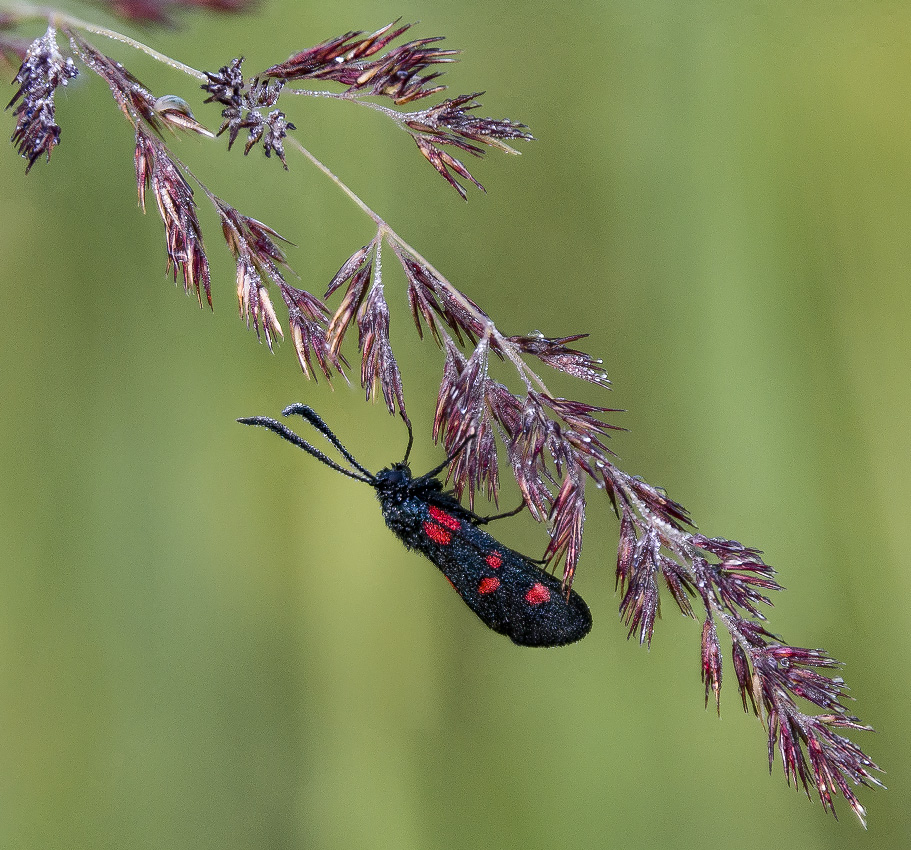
[473,501,526,525]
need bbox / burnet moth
[238,404,592,647]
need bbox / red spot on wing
[428,505,460,531]
[478,577,500,594]
[423,521,452,545]
[525,583,551,605]
[485,552,503,569]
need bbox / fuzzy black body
[375,463,592,647]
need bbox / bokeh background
[1,1,908,848]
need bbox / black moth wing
[378,476,592,647]
[447,519,592,648]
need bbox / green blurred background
[1,1,908,847]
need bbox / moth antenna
[238,416,375,484]
[280,404,375,480]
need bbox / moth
[239,404,592,647]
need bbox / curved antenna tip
[281,403,312,417]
